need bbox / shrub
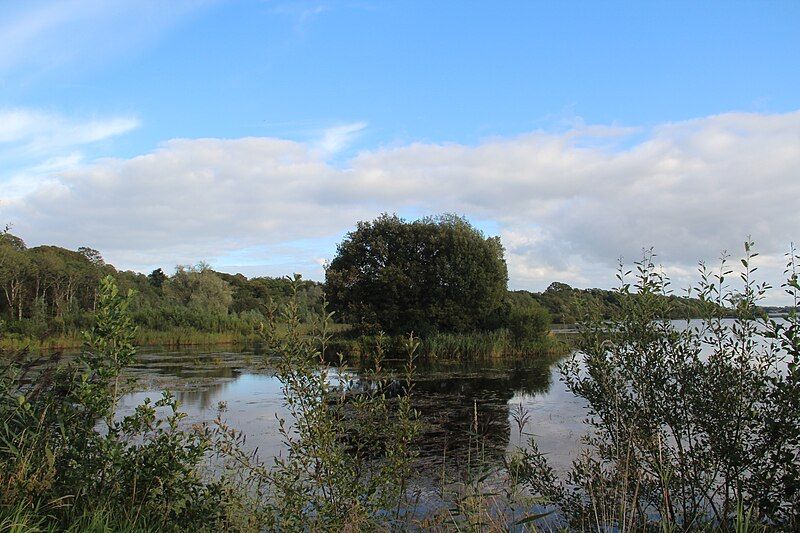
[254,276,421,529]
[0,275,423,531]
[515,243,800,530]
[501,295,551,343]
[0,276,259,531]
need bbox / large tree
[325,214,508,335]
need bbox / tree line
[1,215,727,346]
[0,230,324,341]
[525,280,730,324]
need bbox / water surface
[117,345,587,479]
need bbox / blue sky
[5,1,798,152]
[1,1,799,299]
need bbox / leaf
[514,510,553,525]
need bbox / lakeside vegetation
[1,239,798,531]
[0,229,325,350]
[2,217,727,358]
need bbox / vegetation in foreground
[514,243,800,531]
[1,240,798,532]
[0,276,420,531]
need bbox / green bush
[0,277,259,531]
[499,293,551,343]
[0,275,422,531]
[515,243,800,530]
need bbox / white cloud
[314,122,367,157]
[4,110,799,301]
[0,108,139,155]
[0,107,139,210]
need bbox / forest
[0,230,323,348]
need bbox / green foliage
[515,243,800,531]
[529,278,729,324]
[147,268,167,289]
[0,233,326,347]
[0,277,258,531]
[329,328,565,361]
[3,240,794,531]
[0,274,427,531]
[165,262,233,314]
[257,275,421,530]
[496,291,551,342]
[325,213,508,335]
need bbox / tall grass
[0,322,352,352]
[327,329,568,362]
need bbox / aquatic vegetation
[327,329,567,362]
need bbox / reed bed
[327,329,568,362]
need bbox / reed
[327,329,568,362]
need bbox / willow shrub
[514,241,800,531]
[1,275,423,531]
[0,277,260,531]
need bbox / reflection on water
[113,318,794,495]
[117,346,586,478]
[408,360,555,470]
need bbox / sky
[1,0,799,302]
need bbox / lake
[116,343,588,489]
[114,317,794,492]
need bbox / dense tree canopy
[0,230,324,340]
[325,214,508,335]
[0,224,730,344]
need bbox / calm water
[117,344,587,481]
[116,318,793,486]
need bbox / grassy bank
[0,322,353,352]
[0,328,255,351]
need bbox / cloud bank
[2,110,799,299]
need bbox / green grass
[0,501,174,532]
[0,322,353,352]
[0,329,254,351]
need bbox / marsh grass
[0,322,352,352]
[0,329,252,352]
[328,329,568,363]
